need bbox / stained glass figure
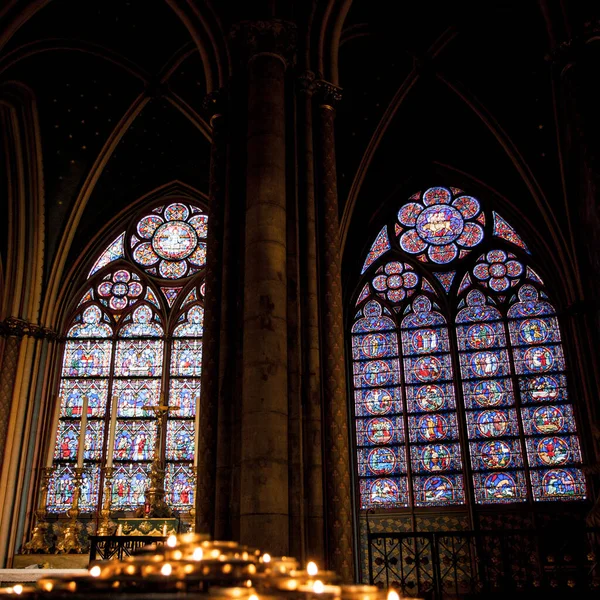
[492,211,530,252]
[507,285,586,501]
[173,306,204,337]
[67,305,112,338]
[165,464,195,509]
[89,233,125,276]
[472,250,524,292]
[113,420,156,461]
[166,420,195,461]
[397,188,483,264]
[47,464,100,513]
[130,203,209,279]
[361,226,391,274]
[111,463,150,510]
[119,305,163,338]
[113,379,160,417]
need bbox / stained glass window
[351,186,587,514]
[48,199,208,518]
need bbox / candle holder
[23,467,54,553]
[55,467,86,554]
[96,466,114,536]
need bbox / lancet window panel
[351,185,587,513]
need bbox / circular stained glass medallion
[364,389,393,415]
[519,319,549,344]
[368,447,396,475]
[362,360,392,386]
[537,437,570,466]
[421,444,451,472]
[542,469,577,497]
[366,418,394,445]
[411,329,439,353]
[152,221,197,260]
[470,351,500,377]
[416,385,445,411]
[480,440,512,469]
[467,323,496,349]
[416,205,464,245]
[484,472,517,500]
[414,356,442,382]
[417,414,448,441]
[524,346,554,372]
[423,475,455,503]
[532,405,564,434]
[476,410,508,438]
[472,380,505,407]
[527,376,559,402]
[361,333,388,358]
[369,478,399,505]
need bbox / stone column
[0,320,25,467]
[314,81,354,581]
[196,90,228,536]
[234,20,296,555]
[297,71,325,564]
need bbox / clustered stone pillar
[196,91,228,536]
[314,81,354,580]
[239,26,293,555]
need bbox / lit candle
[46,395,62,468]
[76,395,89,468]
[105,394,118,468]
[193,390,200,467]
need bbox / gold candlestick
[55,467,85,553]
[23,467,54,553]
[96,466,114,536]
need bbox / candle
[46,395,62,468]
[76,395,89,468]
[193,390,200,467]
[105,394,118,468]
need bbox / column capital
[229,19,297,68]
[314,80,343,110]
[0,317,57,339]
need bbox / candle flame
[192,547,203,561]
[307,561,318,577]
[166,535,177,548]
[13,585,23,595]
[89,566,101,577]
[387,590,400,600]
[313,581,325,594]
[161,563,172,576]
[262,553,271,563]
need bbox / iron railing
[89,535,166,561]
[367,528,600,598]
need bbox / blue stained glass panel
[113,379,161,417]
[359,477,408,509]
[58,379,108,417]
[519,375,568,404]
[410,443,462,473]
[456,320,505,351]
[521,404,576,436]
[459,349,511,380]
[170,339,203,377]
[473,471,527,504]
[353,359,402,389]
[351,332,398,360]
[526,435,581,467]
[400,327,450,355]
[466,409,520,439]
[512,345,565,375]
[168,379,200,418]
[62,341,113,378]
[356,417,404,446]
[508,317,561,347]
[173,306,204,337]
[469,438,523,471]
[47,464,100,513]
[357,446,406,477]
[408,413,459,443]
[403,354,453,385]
[354,387,401,417]
[114,340,164,377]
[165,420,195,461]
[462,378,513,409]
[530,467,586,501]
[111,463,150,510]
[413,474,465,506]
[405,383,456,413]
[165,464,195,509]
[113,420,157,461]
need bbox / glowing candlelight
[307,561,318,577]
[76,395,89,468]
[387,591,400,600]
[105,394,118,468]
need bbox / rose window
[372,262,419,302]
[130,203,208,279]
[473,250,524,292]
[397,187,485,264]
[97,270,143,311]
